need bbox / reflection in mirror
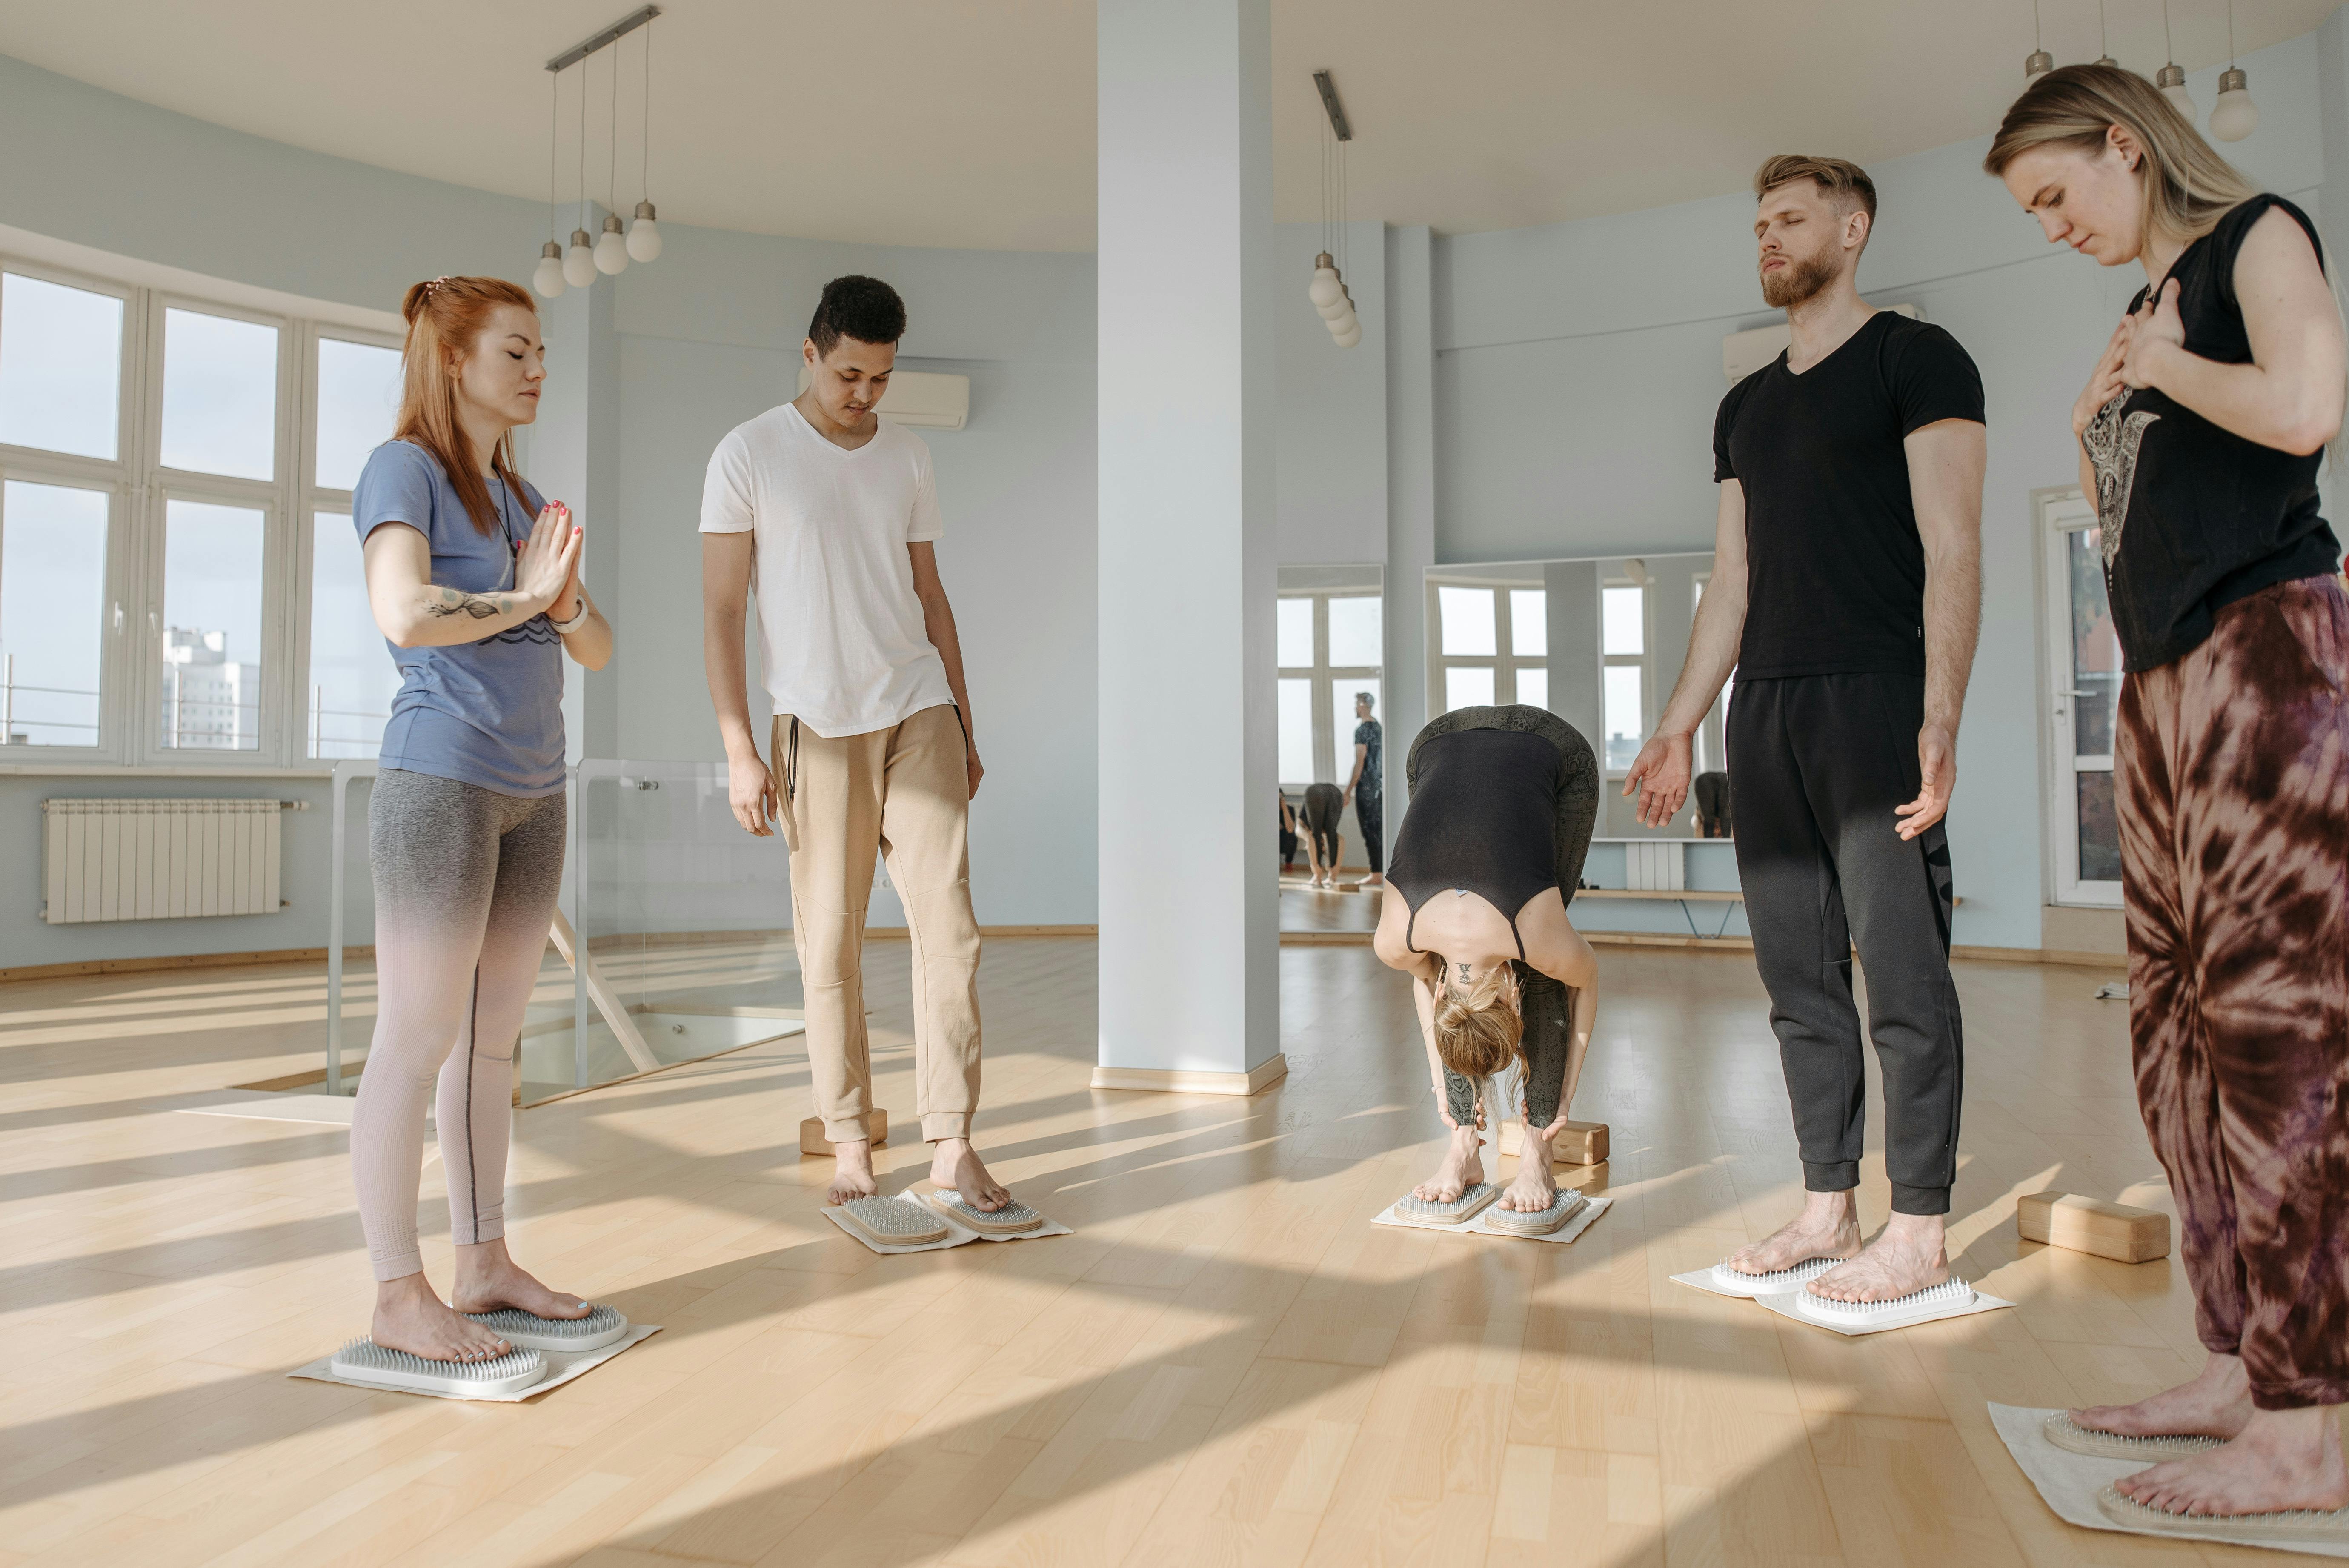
[1278,563,1384,934]
[1425,552,1721,840]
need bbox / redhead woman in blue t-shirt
[346,276,611,1365]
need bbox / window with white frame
[1690,573,1730,777]
[1277,587,1382,786]
[2040,489,2122,906]
[1600,578,1648,773]
[0,257,402,764]
[1427,577,1545,716]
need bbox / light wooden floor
[6,933,2289,1568]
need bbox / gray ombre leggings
[351,768,566,1282]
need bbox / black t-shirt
[1713,312,1986,679]
[2089,195,2343,672]
[1353,718,1382,795]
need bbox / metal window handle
[113,601,125,634]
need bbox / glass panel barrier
[534,760,803,1104]
[325,759,804,1105]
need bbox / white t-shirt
[699,402,955,738]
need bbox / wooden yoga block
[2017,1190,2170,1263]
[799,1110,888,1157]
[1497,1120,1609,1167]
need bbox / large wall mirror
[1426,551,1725,841]
[1278,564,1384,933]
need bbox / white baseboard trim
[1090,1054,1289,1097]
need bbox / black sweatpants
[1356,790,1384,874]
[1728,673,1962,1216]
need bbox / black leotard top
[1386,728,1559,959]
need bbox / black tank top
[1387,729,1559,959]
[2091,194,2342,671]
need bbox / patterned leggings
[2119,575,2349,1411]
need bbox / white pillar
[530,260,622,764]
[1093,0,1282,1094]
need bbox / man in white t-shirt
[701,275,1010,1214]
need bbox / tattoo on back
[426,587,505,620]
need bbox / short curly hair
[807,275,907,356]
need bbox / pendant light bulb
[595,214,629,275]
[563,228,596,288]
[2024,49,2053,77]
[2156,63,2194,117]
[1309,252,1343,310]
[1330,321,1362,350]
[2210,67,2258,140]
[627,200,662,262]
[533,240,567,299]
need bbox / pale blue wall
[607,231,1098,926]
[1416,30,2333,950]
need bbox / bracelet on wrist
[548,598,589,634]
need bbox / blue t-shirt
[352,441,565,796]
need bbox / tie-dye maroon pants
[2117,574,2349,1411]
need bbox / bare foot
[1413,1125,1485,1203]
[1728,1190,1861,1276]
[1807,1212,1948,1302]
[2074,1353,2254,1442]
[450,1237,588,1320]
[931,1137,1009,1212]
[1497,1123,1559,1211]
[828,1137,879,1205]
[2116,1406,2349,1516]
[372,1272,512,1362]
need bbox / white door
[2041,491,2123,907]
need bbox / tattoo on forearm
[426,587,508,621]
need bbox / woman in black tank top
[1373,707,1602,1220]
[1991,66,2349,1521]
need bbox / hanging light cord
[548,71,560,239]
[641,21,653,202]
[577,59,587,233]
[2099,0,2108,57]
[2228,0,2237,65]
[2033,0,2043,51]
[607,42,619,216]
[2163,0,2174,60]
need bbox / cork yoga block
[799,1110,889,1157]
[1497,1120,1609,1167]
[2017,1190,2170,1263]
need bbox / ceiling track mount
[1313,70,1352,142]
[547,5,662,75]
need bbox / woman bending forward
[1373,705,1601,1217]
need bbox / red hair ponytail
[394,276,537,535]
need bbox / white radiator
[41,798,291,924]
[1625,840,1686,893]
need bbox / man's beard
[1760,250,1837,309]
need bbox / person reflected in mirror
[1373,706,1600,1218]
[1342,691,1385,888]
[1299,780,1344,889]
[701,275,1010,1215]
[1692,770,1733,838]
[350,276,612,1365]
[1987,66,2349,1521]
[1622,154,1986,1307]
[1279,791,1300,871]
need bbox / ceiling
[0,1,2331,252]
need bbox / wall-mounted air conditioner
[794,365,970,429]
[1722,302,1921,385]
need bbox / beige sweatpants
[773,703,982,1143]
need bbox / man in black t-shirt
[1343,692,1385,886]
[1624,154,1986,1307]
